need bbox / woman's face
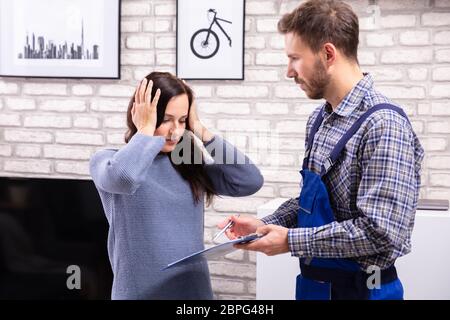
[154,93,189,153]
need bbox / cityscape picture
[18,21,99,60]
[0,0,120,79]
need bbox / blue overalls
[296,104,407,300]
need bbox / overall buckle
[323,157,334,174]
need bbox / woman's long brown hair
[125,72,216,206]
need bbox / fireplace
[0,176,112,299]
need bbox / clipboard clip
[236,233,264,244]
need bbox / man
[218,0,424,300]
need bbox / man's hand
[235,224,289,256]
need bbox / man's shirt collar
[323,73,374,117]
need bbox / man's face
[284,32,330,99]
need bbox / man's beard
[295,58,330,100]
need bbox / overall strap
[302,109,325,169]
[320,103,409,177]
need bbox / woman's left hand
[188,101,201,132]
[188,102,214,143]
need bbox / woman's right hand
[217,215,265,240]
[132,78,161,136]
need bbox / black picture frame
[0,0,121,79]
[176,0,245,80]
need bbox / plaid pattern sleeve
[288,110,423,268]
[260,197,299,228]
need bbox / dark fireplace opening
[0,176,113,300]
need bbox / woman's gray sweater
[89,133,263,299]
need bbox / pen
[213,214,240,241]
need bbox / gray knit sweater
[89,133,263,300]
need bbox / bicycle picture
[190,9,232,59]
[177,0,245,79]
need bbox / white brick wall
[1,0,450,300]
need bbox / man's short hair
[278,0,359,61]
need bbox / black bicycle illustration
[190,9,232,59]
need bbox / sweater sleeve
[89,133,165,195]
[203,136,264,197]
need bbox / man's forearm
[261,197,299,228]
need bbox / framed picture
[0,0,120,79]
[176,0,245,80]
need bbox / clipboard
[162,233,263,270]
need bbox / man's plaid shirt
[261,73,425,270]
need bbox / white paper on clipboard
[162,233,263,270]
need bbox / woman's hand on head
[132,78,161,136]
[188,100,200,133]
[188,102,214,143]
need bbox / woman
[89,72,263,299]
